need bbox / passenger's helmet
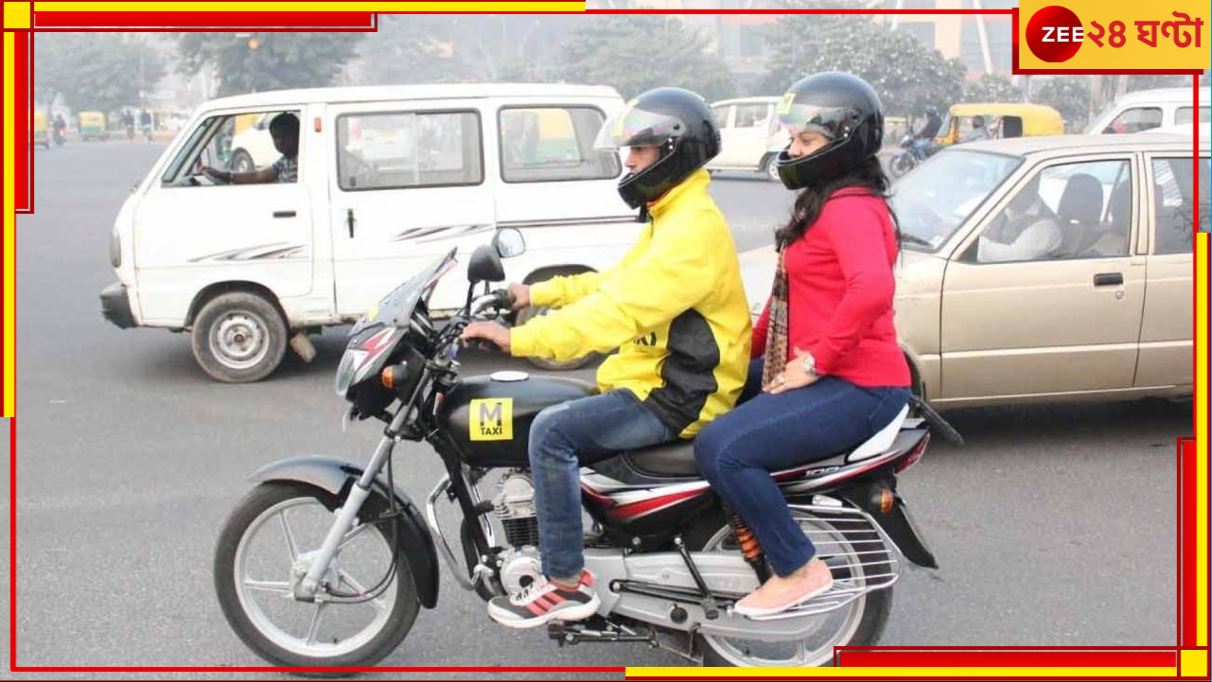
[773,72,884,190]
[594,87,721,209]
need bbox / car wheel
[191,291,288,383]
[763,153,781,182]
[230,149,255,173]
[518,269,598,372]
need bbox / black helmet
[594,87,721,209]
[773,72,884,190]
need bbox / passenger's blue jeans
[529,389,675,580]
[694,358,910,576]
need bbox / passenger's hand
[506,282,530,311]
[767,347,819,395]
[461,321,511,353]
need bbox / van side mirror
[492,228,526,259]
[468,245,505,283]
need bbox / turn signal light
[381,363,411,390]
[869,486,895,514]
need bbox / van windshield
[891,149,1022,251]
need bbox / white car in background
[706,96,790,181]
[1086,86,1209,135]
[227,112,282,172]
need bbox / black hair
[269,112,300,137]
[775,156,901,252]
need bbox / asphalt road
[4,142,1189,676]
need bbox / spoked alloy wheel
[214,482,419,668]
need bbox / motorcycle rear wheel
[687,508,892,667]
[214,481,420,669]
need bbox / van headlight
[109,231,121,268]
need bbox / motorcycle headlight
[334,350,366,397]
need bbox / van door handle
[273,210,296,218]
[346,209,356,238]
[1093,272,1124,287]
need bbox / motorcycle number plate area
[469,398,514,441]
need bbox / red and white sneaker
[487,570,601,629]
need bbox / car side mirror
[492,227,526,259]
[467,245,506,283]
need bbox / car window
[161,109,300,186]
[1174,106,1210,126]
[337,110,482,191]
[734,103,771,129]
[891,149,1021,251]
[1103,107,1163,134]
[974,159,1132,264]
[1151,157,1211,254]
[712,105,731,129]
[498,106,619,183]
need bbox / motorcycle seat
[623,439,699,477]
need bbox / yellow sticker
[469,398,513,441]
[777,92,796,116]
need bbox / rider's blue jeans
[529,389,674,580]
[693,358,910,576]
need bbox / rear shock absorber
[728,510,772,583]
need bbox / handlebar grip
[491,288,516,310]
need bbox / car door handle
[272,210,296,219]
[1093,272,1124,287]
[346,208,356,238]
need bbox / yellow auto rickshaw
[33,110,49,148]
[78,111,108,141]
[937,103,1064,146]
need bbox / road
[5,142,1187,675]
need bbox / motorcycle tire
[685,508,892,667]
[214,481,420,669]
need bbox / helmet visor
[777,97,854,139]
[594,104,685,151]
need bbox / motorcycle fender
[249,455,440,608]
[867,496,938,569]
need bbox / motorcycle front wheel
[889,154,916,178]
[688,508,892,667]
[214,481,420,668]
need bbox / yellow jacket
[510,169,752,438]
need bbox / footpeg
[547,618,658,648]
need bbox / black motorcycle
[214,229,948,668]
[889,135,938,178]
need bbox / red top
[753,188,911,388]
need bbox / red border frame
[6,2,1205,676]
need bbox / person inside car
[203,112,299,184]
[977,174,1063,262]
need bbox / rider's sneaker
[487,570,600,629]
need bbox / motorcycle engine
[491,472,543,594]
[492,472,540,548]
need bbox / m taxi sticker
[469,398,513,441]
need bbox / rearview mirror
[492,228,526,259]
[467,245,505,283]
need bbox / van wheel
[191,292,287,383]
[230,149,255,173]
[763,153,781,182]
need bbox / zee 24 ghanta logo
[1025,4,1204,63]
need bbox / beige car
[741,134,1206,408]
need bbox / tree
[553,15,736,101]
[963,73,1021,103]
[1034,76,1091,132]
[761,12,965,117]
[35,33,165,113]
[177,33,363,96]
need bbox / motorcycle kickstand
[673,535,720,620]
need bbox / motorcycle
[889,135,936,178]
[52,127,65,147]
[214,228,952,668]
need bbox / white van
[100,84,640,382]
[705,96,789,181]
[1085,86,1209,135]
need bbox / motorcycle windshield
[352,247,458,335]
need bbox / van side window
[712,105,731,128]
[498,107,620,183]
[1175,107,1210,126]
[733,103,769,129]
[337,110,482,191]
[1103,107,1162,134]
[1151,157,1210,254]
[161,110,300,186]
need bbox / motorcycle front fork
[293,434,397,601]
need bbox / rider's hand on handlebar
[506,283,530,311]
[460,321,511,353]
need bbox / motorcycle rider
[460,87,752,628]
[911,107,942,160]
[694,72,911,617]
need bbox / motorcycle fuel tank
[435,372,597,468]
